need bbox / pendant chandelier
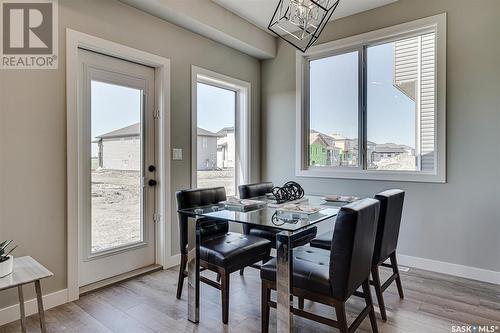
[268,0,340,52]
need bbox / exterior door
[78,49,156,287]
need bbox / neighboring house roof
[310,130,333,145]
[373,143,413,153]
[96,123,140,140]
[97,123,220,140]
[310,133,341,151]
[310,133,328,147]
[330,133,347,141]
[216,126,235,137]
[197,127,219,137]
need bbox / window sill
[296,167,446,183]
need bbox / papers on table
[222,197,267,212]
[277,203,322,215]
[323,194,360,203]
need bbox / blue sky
[197,82,235,133]
[90,43,415,147]
[91,81,141,139]
[90,81,235,143]
[310,42,416,147]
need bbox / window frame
[191,66,252,192]
[296,13,446,183]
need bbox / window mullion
[359,45,368,170]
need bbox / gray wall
[0,0,260,308]
[261,0,500,272]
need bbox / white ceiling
[212,0,397,33]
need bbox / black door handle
[148,179,157,187]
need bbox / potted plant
[0,240,17,278]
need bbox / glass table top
[178,195,347,232]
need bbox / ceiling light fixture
[268,0,340,52]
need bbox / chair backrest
[329,198,380,301]
[238,182,274,235]
[372,189,405,264]
[176,187,228,254]
[238,182,274,199]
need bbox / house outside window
[297,14,446,182]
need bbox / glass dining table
[178,195,345,333]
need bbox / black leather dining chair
[176,187,272,324]
[238,182,318,275]
[260,199,381,333]
[310,189,405,321]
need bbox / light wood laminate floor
[1,265,499,333]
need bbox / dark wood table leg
[34,280,47,333]
[17,285,27,333]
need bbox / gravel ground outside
[197,169,235,196]
[91,169,141,252]
[91,169,235,252]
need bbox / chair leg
[240,268,244,275]
[261,283,270,333]
[176,255,186,299]
[335,302,348,333]
[362,279,379,333]
[221,270,230,324]
[390,252,404,299]
[371,265,387,321]
[298,297,304,310]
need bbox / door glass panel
[196,82,236,196]
[91,80,143,253]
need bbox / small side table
[0,256,53,333]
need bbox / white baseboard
[164,253,181,269]
[397,254,500,285]
[1,254,496,326]
[79,265,162,295]
[0,289,68,326]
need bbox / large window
[298,14,446,182]
[192,67,252,195]
[196,82,236,195]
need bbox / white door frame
[191,66,252,189]
[66,29,172,301]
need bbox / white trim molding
[66,29,173,302]
[295,13,447,183]
[190,65,252,190]
[164,253,182,268]
[397,254,500,286]
[0,289,68,326]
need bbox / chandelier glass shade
[268,0,340,52]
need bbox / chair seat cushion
[201,232,271,270]
[249,227,318,249]
[309,231,333,250]
[260,246,332,296]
